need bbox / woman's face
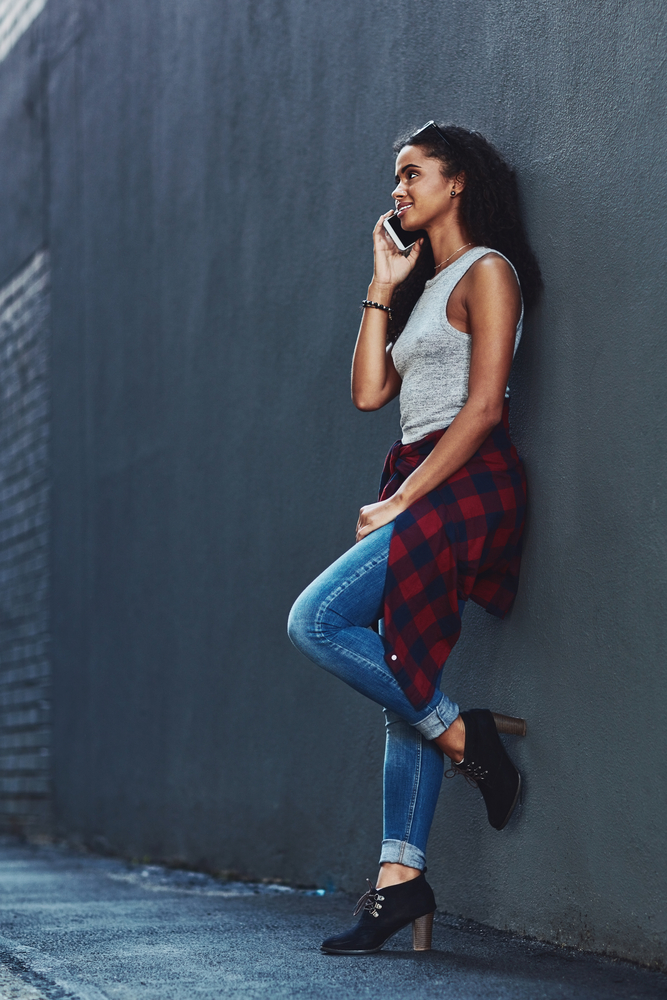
[391,144,456,231]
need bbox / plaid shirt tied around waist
[378,402,527,710]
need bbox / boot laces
[353,879,385,919]
[445,758,489,788]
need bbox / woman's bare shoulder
[460,252,521,327]
[461,252,521,313]
[467,252,519,291]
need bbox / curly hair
[387,124,542,344]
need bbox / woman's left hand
[356,496,406,543]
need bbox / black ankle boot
[448,709,521,830]
[320,873,437,954]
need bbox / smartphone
[383,213,427,255]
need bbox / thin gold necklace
[434,242,474,272]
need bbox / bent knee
[287,590,317,652]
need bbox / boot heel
[412,912,434,951]
[492,712,527,736]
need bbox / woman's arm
[351,293,402,411]
[351,212,423,410]
[356,254,521,541]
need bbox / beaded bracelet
[361,299,393,320]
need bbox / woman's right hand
[371,210,423,291]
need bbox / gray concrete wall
[0,0,665,966]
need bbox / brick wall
[0,250,51,838]
[0,0,48,63]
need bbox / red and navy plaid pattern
[378,402,527,710]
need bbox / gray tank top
[391,247,523,444]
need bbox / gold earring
[450,189,457,198]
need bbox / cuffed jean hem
[413,692,460,740]
[379,838,426,871]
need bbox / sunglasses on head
[408,120,453,151]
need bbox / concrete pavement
[0,842,664,1000]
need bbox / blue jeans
[287,522,462,870]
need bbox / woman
[287,122,541,955]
